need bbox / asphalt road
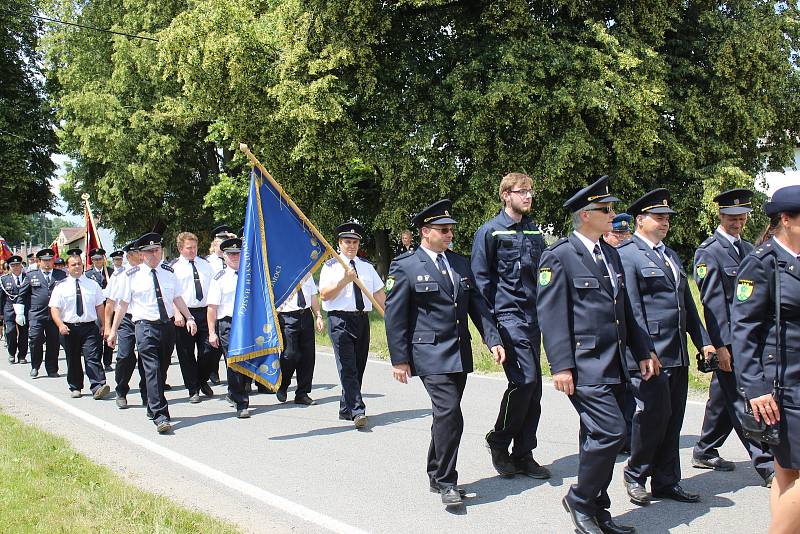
[0,343,769,533]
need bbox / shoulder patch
[325,258,338,267]
[538,267,552,286]
[160,263,174,273]
[126,266,140,276]
[695,263,707,279]
[736,279,754,301]
[385,275,395,292]
[213,270,225,280]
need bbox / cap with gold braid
[713,188,753,215]
[626,188,677,217]
[411,199,458,228]
[563,175,621,212]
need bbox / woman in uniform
[732,185,800,534]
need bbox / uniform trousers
[694,365,774,480]
[62,322,106,393]
[219,317,251,411]
[277,309,316,398]
[625,366,687,490]
[328,311,369,419]
[4,319,28,362]
[567,383,626,521]
[98,308,113,367]
[114,314,147,403]
[28,318,60,374]
[421,372,467,490]
[134,320,175,424]
[175,306,217,395]
[486,318,542,458]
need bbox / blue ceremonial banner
[226,165,331,390]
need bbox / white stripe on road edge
[0,370,369,534]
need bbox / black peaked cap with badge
[7,255,22,265]
[764,185,800,216]
[336,222,365,240]
[626,188,677,217]
[136,232,162,251]
[410,199,458,227]
[66,248,82,257]
[89,248,106,258]
[220,237,242,253]
[122,241,138,253]
[36,248,55,260]
[109,250,124,258]
[714,188,753,215]
[211,224,232,238]
[563,175,621,212]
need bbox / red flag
[50,239,59,259]
[84,201,102,270]
[0,236,11,262]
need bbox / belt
[134,319,172,326]
[280,308,311,317]
[328,310,367,317]
[218,316,232,322]
[64,322,95,328]
[189,306,207,312]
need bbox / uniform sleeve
[306,276,318,296]
[536,252,575,373]
[92,281,105,307]
[695,247,729,348]
[118,273,133,305]
[318,263,335,291]
[732,255,774,399]
[207,278,222,306]
[466,270,502,349]
[470,225,496,313]
[384,261,412,366]
[620,252,656,356]
[48,284,63,309]
[684,279,711,349]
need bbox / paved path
[0,344,768,533]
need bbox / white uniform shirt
[119,264,178,322]
[172,255,214,307]
[102,266,127,300]
[206,268,238,319]
[277,276,318,313]
[207,254,225,274]
[49,274,105,323]
[319,255,383,312]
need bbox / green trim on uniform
[522,230,542,235]
[491,230,517,236]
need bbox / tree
[0,0,57,228]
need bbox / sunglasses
[427,226,454,235]
[585,206,615,214]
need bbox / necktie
[593,245,611,280]
[437,254,455,297]
[151,269,169,322]
[655,245,676,282]
[15,276,20,287]
[734,239,744,260]
[350,260,365,311]
[44,272,50,285]
[75,278,84,317]
[297,287,307,308]
[190,260,203,300]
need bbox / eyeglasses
[585,206,615,214]
[427,226,454,235]
[509,189,533,198]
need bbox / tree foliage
[0,0,57,227]
[44,0,800,270]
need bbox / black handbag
[740,255,782,447]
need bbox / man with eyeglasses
[385,199,504,507]
[618,189,714,508]
[319,222,385,429]
[537,175,656,534]
[471,172,550,480]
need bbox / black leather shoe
[47,372,59,378]
[104,365,113,372]
[163,383,172,390]
[276,390,287,403]
[624,479,651,506]
[486,443,516,477]
[200,381,214,397]
[30,368,38,378]
[294,395,315,406]
[598,517,637,534]
[652,484,700,503]
[429,485,466,497]
[692,455,735,471]
[764,472,775,488]
[209,371,221,385]
[146,410,155,420]
[7,358,14,364]
[19,358,27,365]
[440,487,463,506]
[513,453,551,479]
[562,497,603,534]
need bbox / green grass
[0,411,241,534]
[315,279,714,393]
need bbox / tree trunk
[374,228,391,280]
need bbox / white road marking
[0,370,369,534]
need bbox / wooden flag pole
[239,143,384,317]
[82,194,108,284]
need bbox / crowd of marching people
[2,174,799,533]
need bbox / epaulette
[548,237,569,251]
[167,258,178,267]
[393,250,415,261]
[126,266,140,276]
[213,270,225,280]
[160,263,174,273]
[54,278,67,286]
[196,255,208,262]
[617,240,635,250]
[446,249,467,258]
[325,258,338,267]
[357,257,374,266]
[697,236,715,249]
[753,242,774,259]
